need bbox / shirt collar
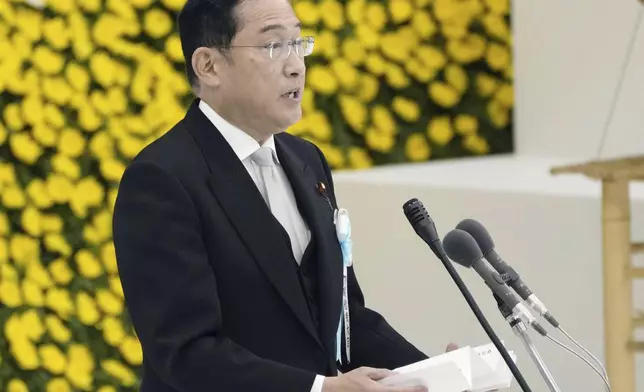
[198,99,277,163]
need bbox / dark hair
[177,0,242,88]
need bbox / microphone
[456,219,559,328]
[402,199,533,392]
[442,229,548,336]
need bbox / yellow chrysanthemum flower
[46,174,74,203]
[77,291,102,325]
[109,276,125,299]
[357,73,379,102]
[342,38,367,66]
[120,336,143,365]
[366,3,388,31]
[97,386,118,392]
[427,116,454,146]
[365,128,395,153]
[42,214,64,233]
[44,103,67,129]
[7,379,29,392]
[306,111,333,142]
[90,132,116,160]
[320,0,344,30]
[347,147,373,169]
[346,0,365,24]
[144,8,173,39]
[307,66,339,95]
[10,233,40,267]
[20,206,42,237]
[0,212,9,235]
[65,62,90,93]
[45,234,73,258]
[46,287,75,319]
[355,25,379,50]
[22,93,45,126]
[494,83,514,107]
[165,34,184,62]
[313,30,338,59]
[486,43,511,71]
[26,260,54,289]
[476,72,498,97]
[43,17,71,50]
[338,95,367,133]
[161,0,185,11]
[405,133,431,161]
[22,279,44,307]
[0,238,8,263]
[66,344,95,390]
[487,100,509,128]
[463,134,490,154]
[102,316,127,346]
[58,128,86,157]
[45,314,72,343]
[32,123,59,148]
[429,82,460,108]
[49,258,74,285]
[485,0,509,14]
[412,11,437,39]
[4,103,24,131]
[294,1,320,25]
[389,0,414,23]
[392,96,420,123]
[102,359,137,386]
[10,337,40,370]
[384,64,410,89]
[47,377,71,392]
[10,132,43,165]
[372,105,397,135]
[0,280,22,307]
[42,77,73,107]
[455,114,479,135]
[15,8,43,42]
[2,186,27,209]
[445,64,469,92]
[331,58,359,90]
[33,45,66,75]
[75,249,104,279]
[51,153,81,179]
[39,344,68,375]
[100,158,127,183]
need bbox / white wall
[332,156,644,391]
[514,0,644,160]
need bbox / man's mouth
[282,88,301,100]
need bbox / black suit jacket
[112,100,428,392]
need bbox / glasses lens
[299,37,314,56]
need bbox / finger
[362,368,396,381]
[379,385,428,392]
[445,342,459,352]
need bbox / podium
[551,155,644,392]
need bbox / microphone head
[402,198,440,247]
[443,229,484,268]
[455,219,495,255]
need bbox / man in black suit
[112,0,437,390]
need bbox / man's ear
[191,47,221,88]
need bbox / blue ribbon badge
[334,208,352,364]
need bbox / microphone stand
[493,293,562,392]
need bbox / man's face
[215,0,306,139]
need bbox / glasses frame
[227,36,315,60]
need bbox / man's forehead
[236,0,300,33]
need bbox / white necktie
[250,146,308,264]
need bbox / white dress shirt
[199,100,326,392]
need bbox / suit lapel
[276,136,343,358]
[184,101,323,349]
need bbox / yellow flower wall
[0,0,513,389]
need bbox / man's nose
[284,50,305,77]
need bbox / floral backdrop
[0,0,512,389]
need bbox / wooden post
[602,179,634,392]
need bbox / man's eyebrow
[259,22,302,34]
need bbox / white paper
[378,342,517,392]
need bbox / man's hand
[322,367,427,392]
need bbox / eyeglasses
[229,36,315,61]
